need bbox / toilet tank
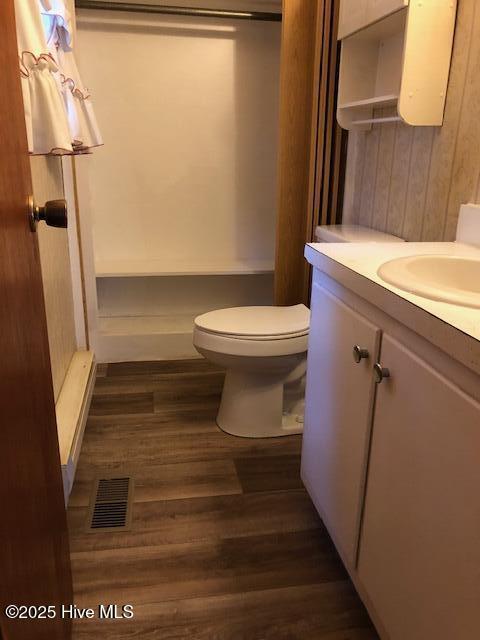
[315,224,405,243]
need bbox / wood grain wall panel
[371,108,396,231]
[443,2,480,241]
[342,131,365,224]
[384,121,413,237]
[402,127,434,240]
[31,156,77,400]
[345,0,480,242]
[421,0,473,241]
[358,119,381,227]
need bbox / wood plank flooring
[67,359,378,639]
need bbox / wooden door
[0,3,73,640]
[274,0,321,306]
[358,334,480,639]
[301,280,381,567]
[275,0,345,306]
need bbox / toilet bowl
[194,305,309,438]
[194,225,404,438]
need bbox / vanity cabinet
[301,283,381,567]
[358,334,480,640]
[303,275,480,639]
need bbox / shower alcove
[74,1,281,362]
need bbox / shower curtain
[14,0,103,155]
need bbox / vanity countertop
[305,241,480,376]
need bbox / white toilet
[193,224,404,438]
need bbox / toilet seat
[193,326,309,357]
[194,304,310,341]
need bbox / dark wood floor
[67,359,378,639]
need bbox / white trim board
[96,325,198,363]
[95,258,274,278]
[56,350,96,502]
[62,156,87,350]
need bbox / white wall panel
[75,9,280,270]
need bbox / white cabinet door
[358,334,480,640]
[338,0,368,39]
[366,0,408,25]
[301,282,381,567]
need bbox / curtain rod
[75,1,282,21]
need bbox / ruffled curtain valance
[14,0,102,155]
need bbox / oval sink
[377,254,480,308]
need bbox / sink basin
[377,254,480,308]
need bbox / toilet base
[216,369,304,438]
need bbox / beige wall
[31,156,77,400]
[343,0,480,241]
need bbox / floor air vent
[88,476,134,532]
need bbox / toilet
[193,224,404,438]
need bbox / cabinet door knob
[353,345,369,363]
[374,363,390,384]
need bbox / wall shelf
[337,1,457,130]
[351,115,402,127]
[95,258,275,278]
[338,94,398,110]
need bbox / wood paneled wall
[31,156,77,400]
[343,0,480,241]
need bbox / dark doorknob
[29,196,68,232]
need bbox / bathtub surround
[74,5,281,361]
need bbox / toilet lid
[194,304,310,339]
